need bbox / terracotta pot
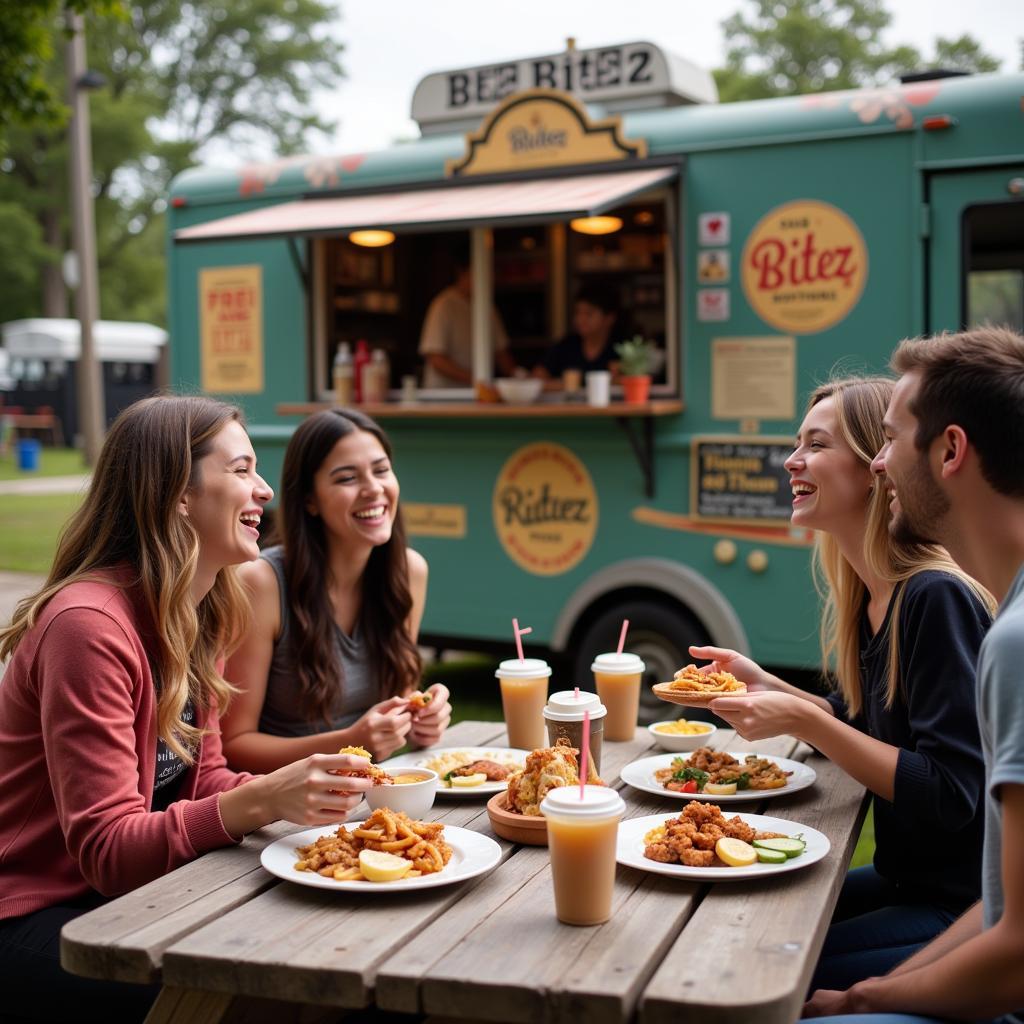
[622,374,651,404]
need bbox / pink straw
[580,710,590,799]
[617,618,630,655]
[512,618,532,662]
[574,686,580,699]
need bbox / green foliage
[714,0,1002,102]
[0,202,56,318]
[614,335,657,376]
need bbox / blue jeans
[810,866,960,994]
[804,1016,948,1024]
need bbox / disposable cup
[495,658,551,750]
[592,652,646,741]
[586,370,611,407]
[541,785,625,925]
[543,690,606,775]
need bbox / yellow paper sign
[448,89,645,176]
[199,265,264,393]
[741,201,867,334]
[403,503,467,539]
[492,442,598,576]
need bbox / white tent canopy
[1,318,167,364]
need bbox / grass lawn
[0,493,81,573]
[0,446,87,481]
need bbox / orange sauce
[390,773,427,785]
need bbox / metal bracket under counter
[276,398,683,499]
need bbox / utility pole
[66,13,105,465]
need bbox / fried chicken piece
[698,823,724,841]
[451,759,512,781]
[336,745,392,785]
[680,848,716,867]
[681,801,723,825]
[691,831,718,851]
[722,817,756,843]
[752,829,789,840]
[644,842,679,863]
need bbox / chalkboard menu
[691,436,794,523]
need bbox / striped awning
[174,166,677,243]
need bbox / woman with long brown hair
[0,397,377,1023]
[222,408,451,772]
[688,377,993,995]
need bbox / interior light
[634,210,655,226]
[569,216,623,236]
[349,229,395,247]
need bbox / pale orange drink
[495,657,551,750]
[541,785,626,925]
[592,652,646,741]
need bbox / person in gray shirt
[804,325,1024,1024]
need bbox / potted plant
[614,335,657,404]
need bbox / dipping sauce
[652,720,713,736]
[391,773,428,785]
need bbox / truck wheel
[571,600,710,725]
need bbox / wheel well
[565,586,706,653]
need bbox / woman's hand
[350,696,413,761]
[220,752,375,835]
[408,683,452,749]
[709,690,809,741]
[688,645,776,692]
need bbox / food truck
[167,41,1024,708]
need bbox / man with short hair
[805,325,1024,1023]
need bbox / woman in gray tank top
[221,410,452,771]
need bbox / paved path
[0,571,44,678]
[0,474,90,496]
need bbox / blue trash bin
[16,438,42,472]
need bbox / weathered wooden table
[62,719,867,1024]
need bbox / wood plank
[61,719,506,984]
[143,986,233,1024]
[276,401,684,420]
[639,754,868,1024]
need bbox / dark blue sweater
[827,570,989,912]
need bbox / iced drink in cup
[592,652,646,741]
[543,689,606,775]
[541,785,626,925]
[495,657,551,750]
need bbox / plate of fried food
[620,746,816,802]
[261,806,501,891]
[616,800,829,881]
[381,747,529,797]
[652,664,747,706]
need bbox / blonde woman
[0,397,376,1023]
[690,377,993,994]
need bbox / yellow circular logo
[741,200,868,334]
[492,443,598,576]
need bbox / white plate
[617,811,830,881]
[381,747,529,797]
[261,822,501,892]
[620,751,816,803]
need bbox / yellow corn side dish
[653,720,714,736]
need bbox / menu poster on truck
[692,437,794,523]
[199,265,264,393]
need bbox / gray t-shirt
[976,563,1024,1023]
[258,546,378,736]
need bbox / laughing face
[784,396,874,534]
[872,371,950,545]
[185,419,273,570]
[307,429,398,550]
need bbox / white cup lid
[591,652,646,674]
[541,784,625,820]
[543,689,607,721]
[495,657,552,679]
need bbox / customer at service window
[418,241,517,388]
[533,285,624,382]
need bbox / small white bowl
[647,720,718,752]
[495,377,543,404]
[365,768,438,819]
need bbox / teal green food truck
[168,42,1024,710]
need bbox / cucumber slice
[755,847,788,864]
[752,837,806,858]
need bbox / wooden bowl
[486,791,548,846]
[651,682,746,706]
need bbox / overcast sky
[309,0,1020,157]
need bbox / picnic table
[61,719,867,1024]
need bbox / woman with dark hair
[222,408,451,772]
[533,284,623,381]
[0,396,377,1023]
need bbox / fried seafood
[505,738,603,816]
[642,801,787,868]
[294,807,452,882]
[666,664,746,696]
[654,747,792,792]
[449,759,513,782]
[336,745,393,785]
[407,690,432,709]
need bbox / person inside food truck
[418,243,516,388]
[533,285,623,383]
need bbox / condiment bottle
[364,348,390,403]
[332,342,354,407]
[353,339,371,403]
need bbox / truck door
[927,168,1024,333]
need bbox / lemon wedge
[715,837,758,867]
[449,772,487,788]
[358,849,413,882]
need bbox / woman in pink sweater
[0,396,376,1022]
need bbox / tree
[0,0,344,324]
[714,0,1001,103]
